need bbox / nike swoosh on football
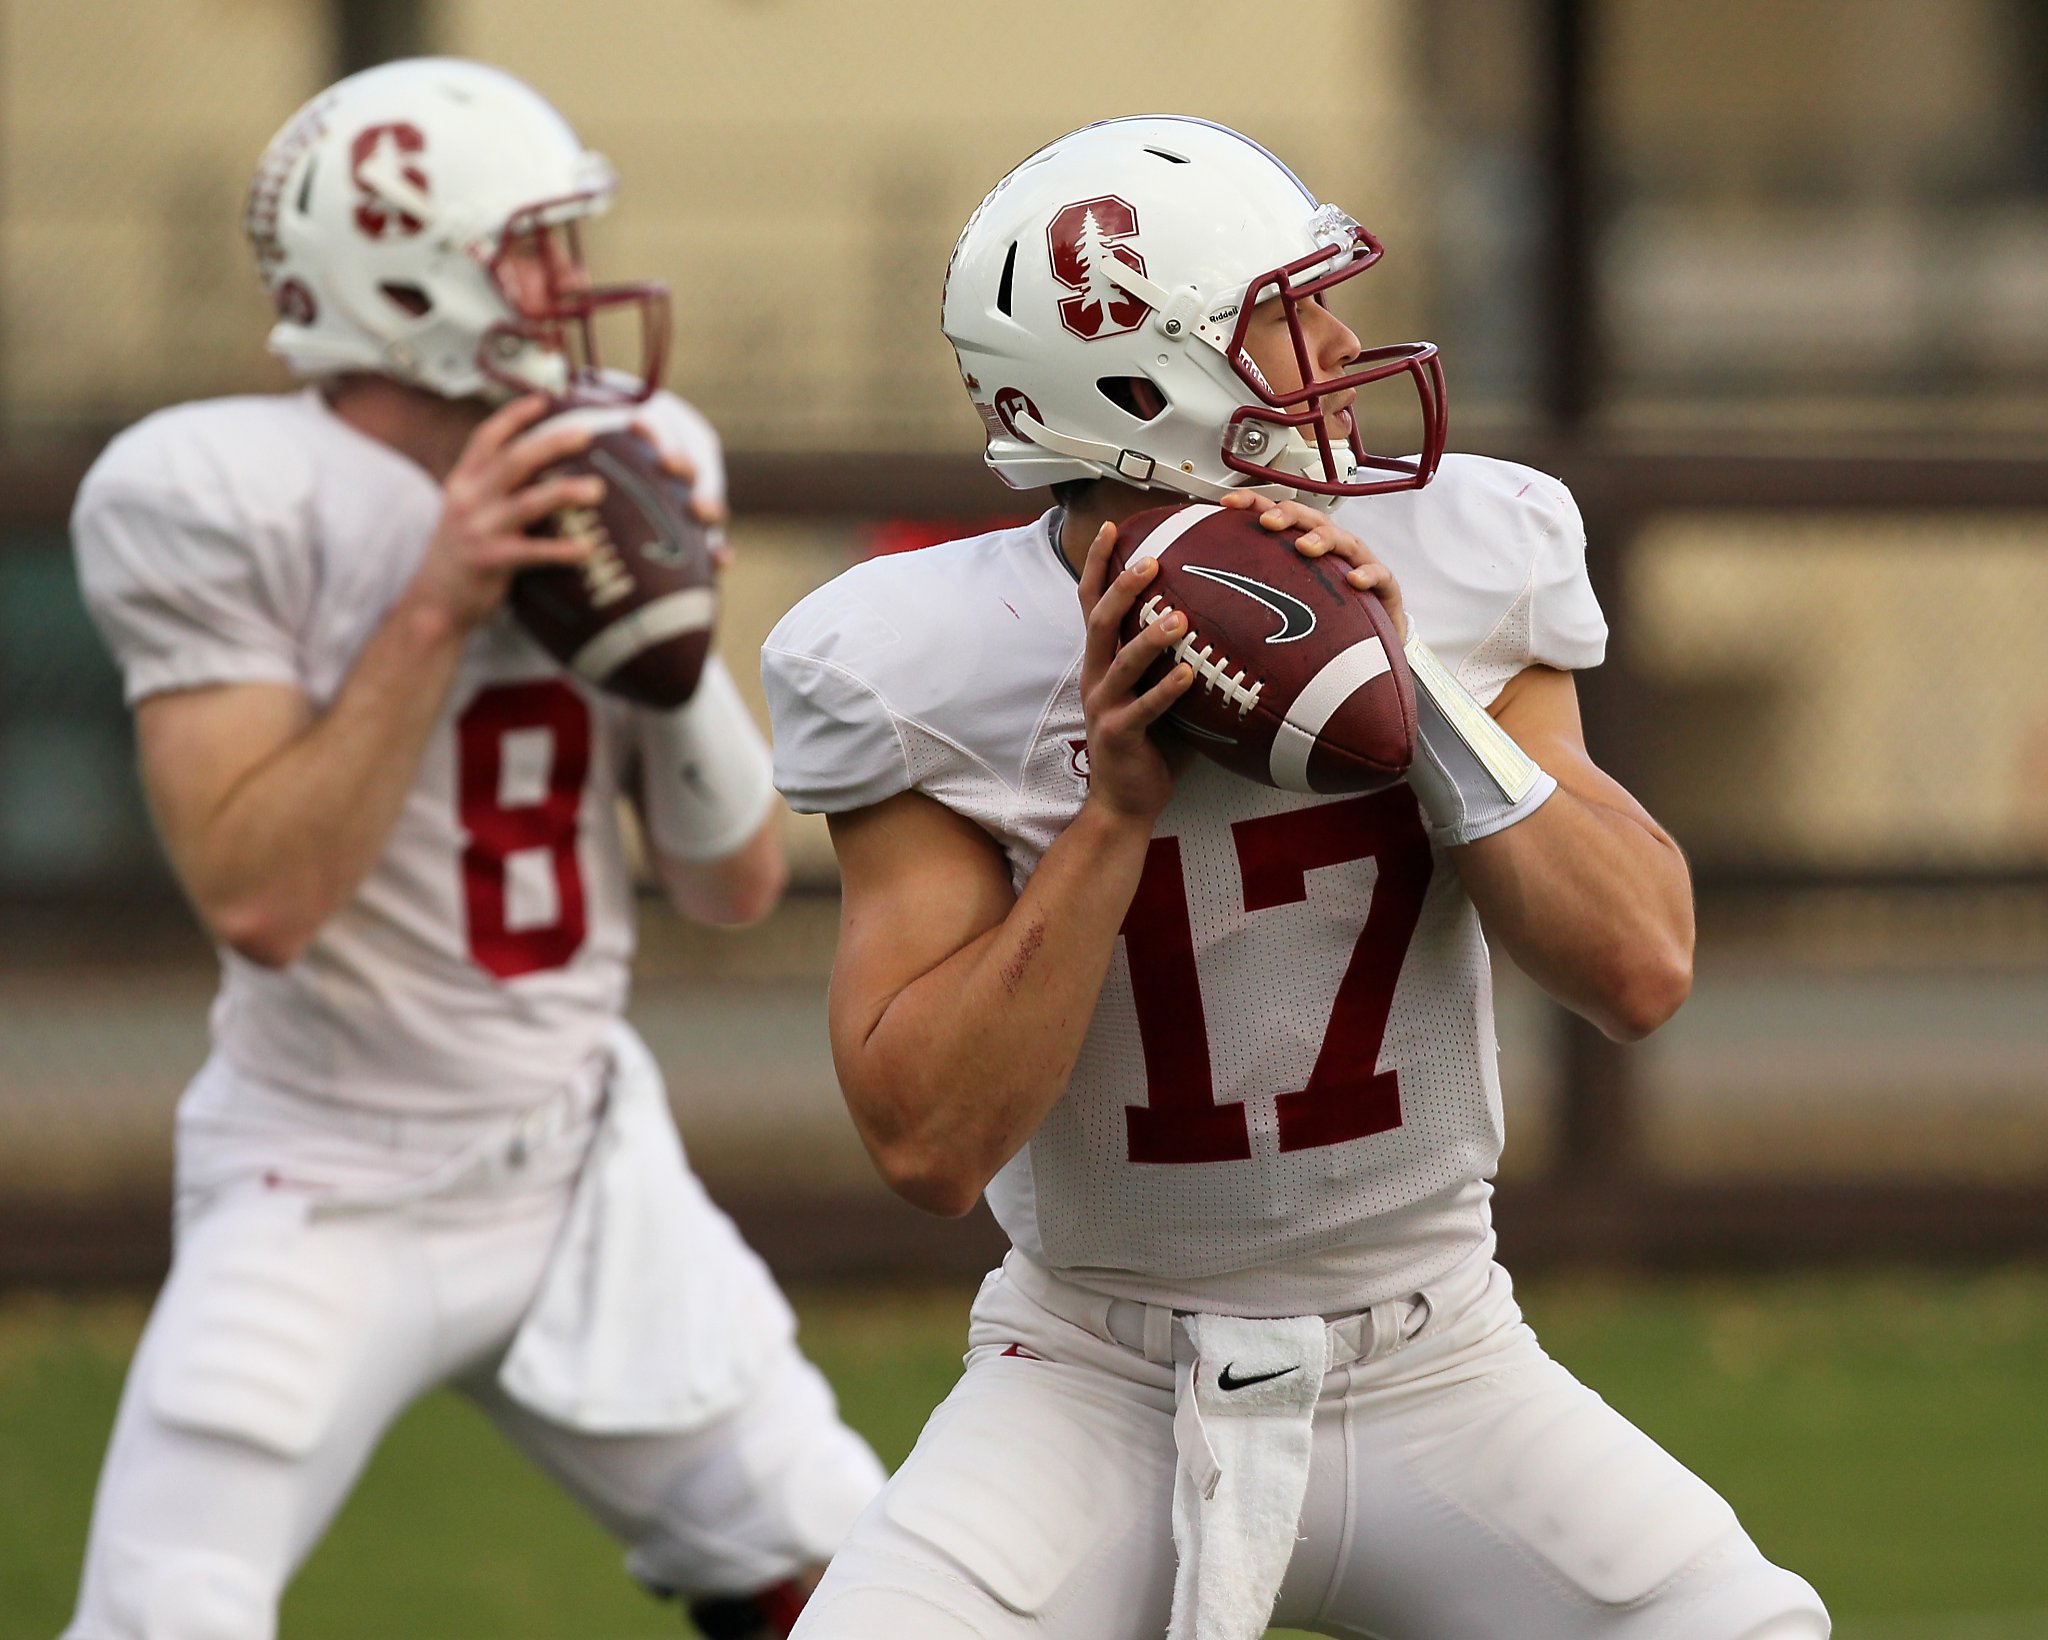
[1215,1362,1302,1391]
[1182,564,1317,644]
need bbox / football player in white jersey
[761,118,1828,1640]
[64,58,882,1640]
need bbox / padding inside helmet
[379,282,432,318]
[1096,376,1166,421]
[996,242,1018,317]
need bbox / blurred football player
[65,57,881,1640]
[762,117,1828,1639]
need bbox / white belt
[306,1085,591,1218]
[1002,1249,1436,1371]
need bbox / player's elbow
[657,824,787,928]
[873,1140,986,1218]
[848,1087,989,1218]
[713,845,789,927]
[208,898,314,969]
[1598,941,1693,1041]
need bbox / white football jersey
[74,387,749,1117]
[763,456,1606,1315]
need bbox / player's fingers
[453,394,554,477]
[629,423,698,487]
[690,493,730,527]
[1099,606,1185,700]
[489,473,606,535]
[481,531,595,572]
[1075,521,1118,613]
[1258,498,1334,536]
[1122,661,1196,730]
[1217,488,1261,511]
[488,416,601,496]
[1082,551,1153,679]
[1343,559,1405,632]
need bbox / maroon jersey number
[1120,788,1434,1163]
[456,680,592,980]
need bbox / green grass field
[4,1269,2045,1639]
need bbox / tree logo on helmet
[1047,196,1148,340]
[349,123,429,240]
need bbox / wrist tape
[1403,630,1556,846]
[639,659,777,862]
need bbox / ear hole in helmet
[1097,376,1166,421]
[379,283,432,318]
[996,242,1018,317]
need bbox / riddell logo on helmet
[1047,196,1148,340]
[350,123,429,240]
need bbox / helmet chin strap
[1010,407,1295,504]
[1264,429,1359,487]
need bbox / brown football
[1111,502,1416,793]
[510,429,716,709]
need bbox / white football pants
[63,1080,884,1640]
[795,1249,1830,1640]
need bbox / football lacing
[1137,594,1263,717]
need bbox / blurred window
[0,533,161,895]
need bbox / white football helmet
[942,116,1445,501]
[244,57,667,404]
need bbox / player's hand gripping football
[628,419,735,572]
[1077,520,1196,823]
[404,394,606,632]
[1217,488,1407,639]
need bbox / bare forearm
[652,810,787,928]
[1454,785,1694,1040]
[173,599,467,961]
[840,801,1154,1213]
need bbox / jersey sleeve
[1445,465,1608,705]
[1522,473,1606,673]
[760,591,914,816]
[72,476,308,705]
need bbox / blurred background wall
[1,0,2045,1279]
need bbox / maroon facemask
[479,199,671,407]
[1220,223,1446,497]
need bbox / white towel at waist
[1167,1312,1328,1640]
[497,1021,795,1435]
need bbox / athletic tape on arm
[639,658,776,862]
[1402,631,1555,846]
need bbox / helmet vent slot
[296,159,318,215]
[1143,147,1190,164]
[996,241,1018,317]
[379,282,433,318]
[1097,376,1166,422]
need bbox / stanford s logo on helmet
[244,58,669,406]
[350,124,430,240]
[1048,197,1148,340]
[942,116,1447,504]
